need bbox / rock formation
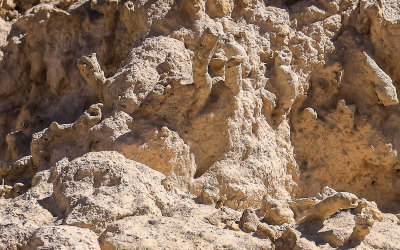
[1,0,400,249]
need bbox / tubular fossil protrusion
[188,27,221,116]
[298,192,359,224]
[30,103,103,168]
[77,54,110,105]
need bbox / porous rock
[1,0,400,249]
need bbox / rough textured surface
[26,226,101,250]
[1,0,400,249]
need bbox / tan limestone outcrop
[1,0,400,249]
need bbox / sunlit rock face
[1,0,400,249]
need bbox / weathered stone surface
[1,0,400,249]
[99,213,272,249]
[0,198,53,249]
[49,151,171,232]
[26,226,101,250]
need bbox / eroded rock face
[49,151,172,232]
[26,226,101,250]
[1,0,400,249]
[98,213,272,249]
[0,198,53,249]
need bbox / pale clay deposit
[1,0,400,249]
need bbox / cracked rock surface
[1,0,400,249]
